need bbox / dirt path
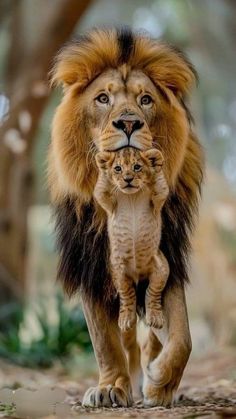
[0,349,235,418]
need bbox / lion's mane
[49,27,204,316]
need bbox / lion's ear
[95,152,114,169]
[143,149,164,168]
[154,47,197,99]
[50,42,90,90]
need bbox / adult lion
[48,27,204,407]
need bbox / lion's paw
[82,385,133,407]
[143,381,174,408]
[146,309,164,329]
[142,338,191,407]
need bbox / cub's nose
[112,118,144,138]
[124,176,134,184]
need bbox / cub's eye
[95,93,109,104]
[114,165,122,173]
[133,164,142,172]
[140,95,153,106]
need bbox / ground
[0,349,235,418]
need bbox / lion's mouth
[123,184,137,189]
[113,144,142,152]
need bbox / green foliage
[0,403,15,416]
[0,294,92,368]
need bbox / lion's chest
[108,193,161,279]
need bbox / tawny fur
[94,148,169,331]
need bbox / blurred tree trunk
[0,0,92,302]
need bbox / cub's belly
[109,214,160,276]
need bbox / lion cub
[94,147,169,331]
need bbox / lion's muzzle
[101,111,151,152]
[112,114,144,140]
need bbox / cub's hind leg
[113,270,137,332]
[145,251,169,328]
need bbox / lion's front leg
[121,328,142,400]
[142,282,192,407]
[82,298,133,408]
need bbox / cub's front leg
[150,161,169,214]
[94,152,116,215]
[142,148,169,214]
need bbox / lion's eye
[96,93,109,104]
[114,165,122,173]
[133,164,142,172]
[140,95,153,106]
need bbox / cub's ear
[95,152,114,169]
[143,149,164,168]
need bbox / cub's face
[96,147,163,195]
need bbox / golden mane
[51,28,196,95]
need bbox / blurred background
[0,0,235,388]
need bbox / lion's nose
[112,117,144,138]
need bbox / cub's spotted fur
[94,147,169,331]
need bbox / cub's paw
[146,309,164,329]
[118,310,136,332]
[82,385,133,407]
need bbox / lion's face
[71,65,189,187]
[84,69,155,152]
